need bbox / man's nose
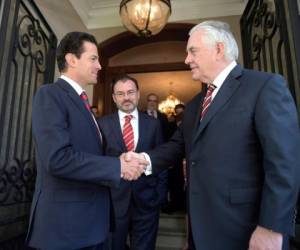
[96,61,102,70]
[184,54,190,65]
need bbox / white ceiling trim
[69,0,247,30]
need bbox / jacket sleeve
[254,74,300,235]
[148,122,185,175]
[32,86,121,187]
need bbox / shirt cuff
[141,152,152,175]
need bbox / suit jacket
[156,111,171,140]
[149,65,300,250]
[145,110,174,141]
[26,79,121,250]
[98,111,168,217]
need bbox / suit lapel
[135,112,146,152]
[193,65,242,142]
[56,79,102,146]
[111,113,127,151]
[191,93,205,136]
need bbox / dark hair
[111,74,139,93]
[56,32,98,72]
[146,93,158,101]
[175,103,185,110]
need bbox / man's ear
[65,53,77,68]
[216,42,225,60]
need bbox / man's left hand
[249,225,282,250]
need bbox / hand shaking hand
[120,152,149,181]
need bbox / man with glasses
[98,75,168,250]
[145,93,171,140]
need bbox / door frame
[94,23,194,115]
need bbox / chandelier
[119,0,171,37]
[158,82,183,117]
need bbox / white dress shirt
[211,60,237,100]
[118,108,139,151]
[147,109,157,118]
[60,75,102,141]
[60,75,84,96]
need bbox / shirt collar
[147,109,156,115]
[212,61,237,90]
[60,75,85,95]
[118,108,139,120]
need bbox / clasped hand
[120,152,148,181]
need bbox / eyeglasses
[114,90,137,98]
[147,99,158,102]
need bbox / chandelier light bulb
[120,0,171,37]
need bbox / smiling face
[112,79,140,113]
[67,41,101,87]
[185,29,225,84]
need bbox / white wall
[35,0,96,98]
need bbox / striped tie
[80,91,91,112]
[200,84,216,121]
[80,91,102,141]
[123,115,134,151]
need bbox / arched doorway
[94,23,194,115]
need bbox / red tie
[80,91,102,141]
[200,84,216,121]
[80,91,91,111]
[123,115,134,151]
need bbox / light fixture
[158,82,183,117]
[119,0,171,37]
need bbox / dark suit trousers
[79,243,104,250]
[37,243,104,250]
[111,201,160,250]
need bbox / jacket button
[191,161,196,167]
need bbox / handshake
[119,152,149,181]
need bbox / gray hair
[189,20,239,61]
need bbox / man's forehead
[186,44,199,52]
[82,41,98,51]
[148,95,158,100]
[116,79,135,88]
[186,34,199,49]
[187,33,206,51]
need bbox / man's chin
[88,81,97,85]
[121,106,134,113]
[191,74,200,81]
[190,70,199,80]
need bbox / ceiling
[69,0,247,30]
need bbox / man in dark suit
[145,93,178,214]
[145,93,171,140]
[129,20,300,250]
[26,32,147,250]
[98,75,168,250]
